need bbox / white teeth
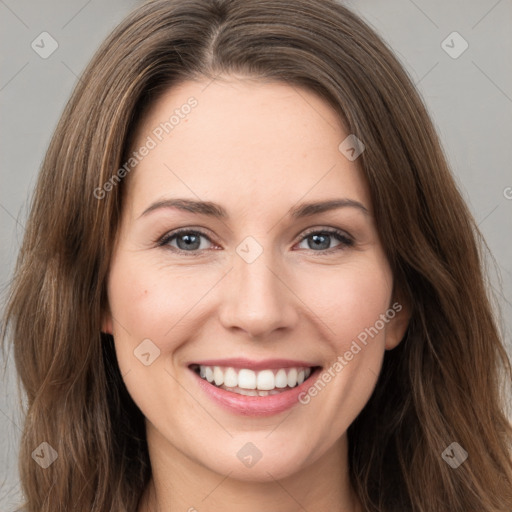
[287,368,297,387]
[237,388,258,396]
[238,369,257,389]
[194,364,316,392]
[223,367,238,387]
[213,366,224,386]
[275,369,288,388]
[256,370,275,390]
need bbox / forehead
[124,78,371,219]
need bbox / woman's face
[103,77,408,482]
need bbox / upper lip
[188,358,320,371]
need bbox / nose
[218,246,299,339]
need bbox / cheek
[106,252,204,420]
[292,263,392,440]
[107,251,216,362]
[296,261,393,348]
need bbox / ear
[101,307,113,335]
[384,289,411,351]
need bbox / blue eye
[297,229,354,252]
[157,228,353,255]
[158,229,213,253]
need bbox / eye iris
[177,233,201,250]
[309,233,330,250]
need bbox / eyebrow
[138,197,369,219]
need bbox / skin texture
[102,77,410,512]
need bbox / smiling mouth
[189,364,321,396]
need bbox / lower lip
[190,367,322,417]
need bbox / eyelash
[156,227,354,256]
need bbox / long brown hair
[2,0,511,510]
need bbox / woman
[3,0,512,510]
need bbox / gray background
[1,0,511,509]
